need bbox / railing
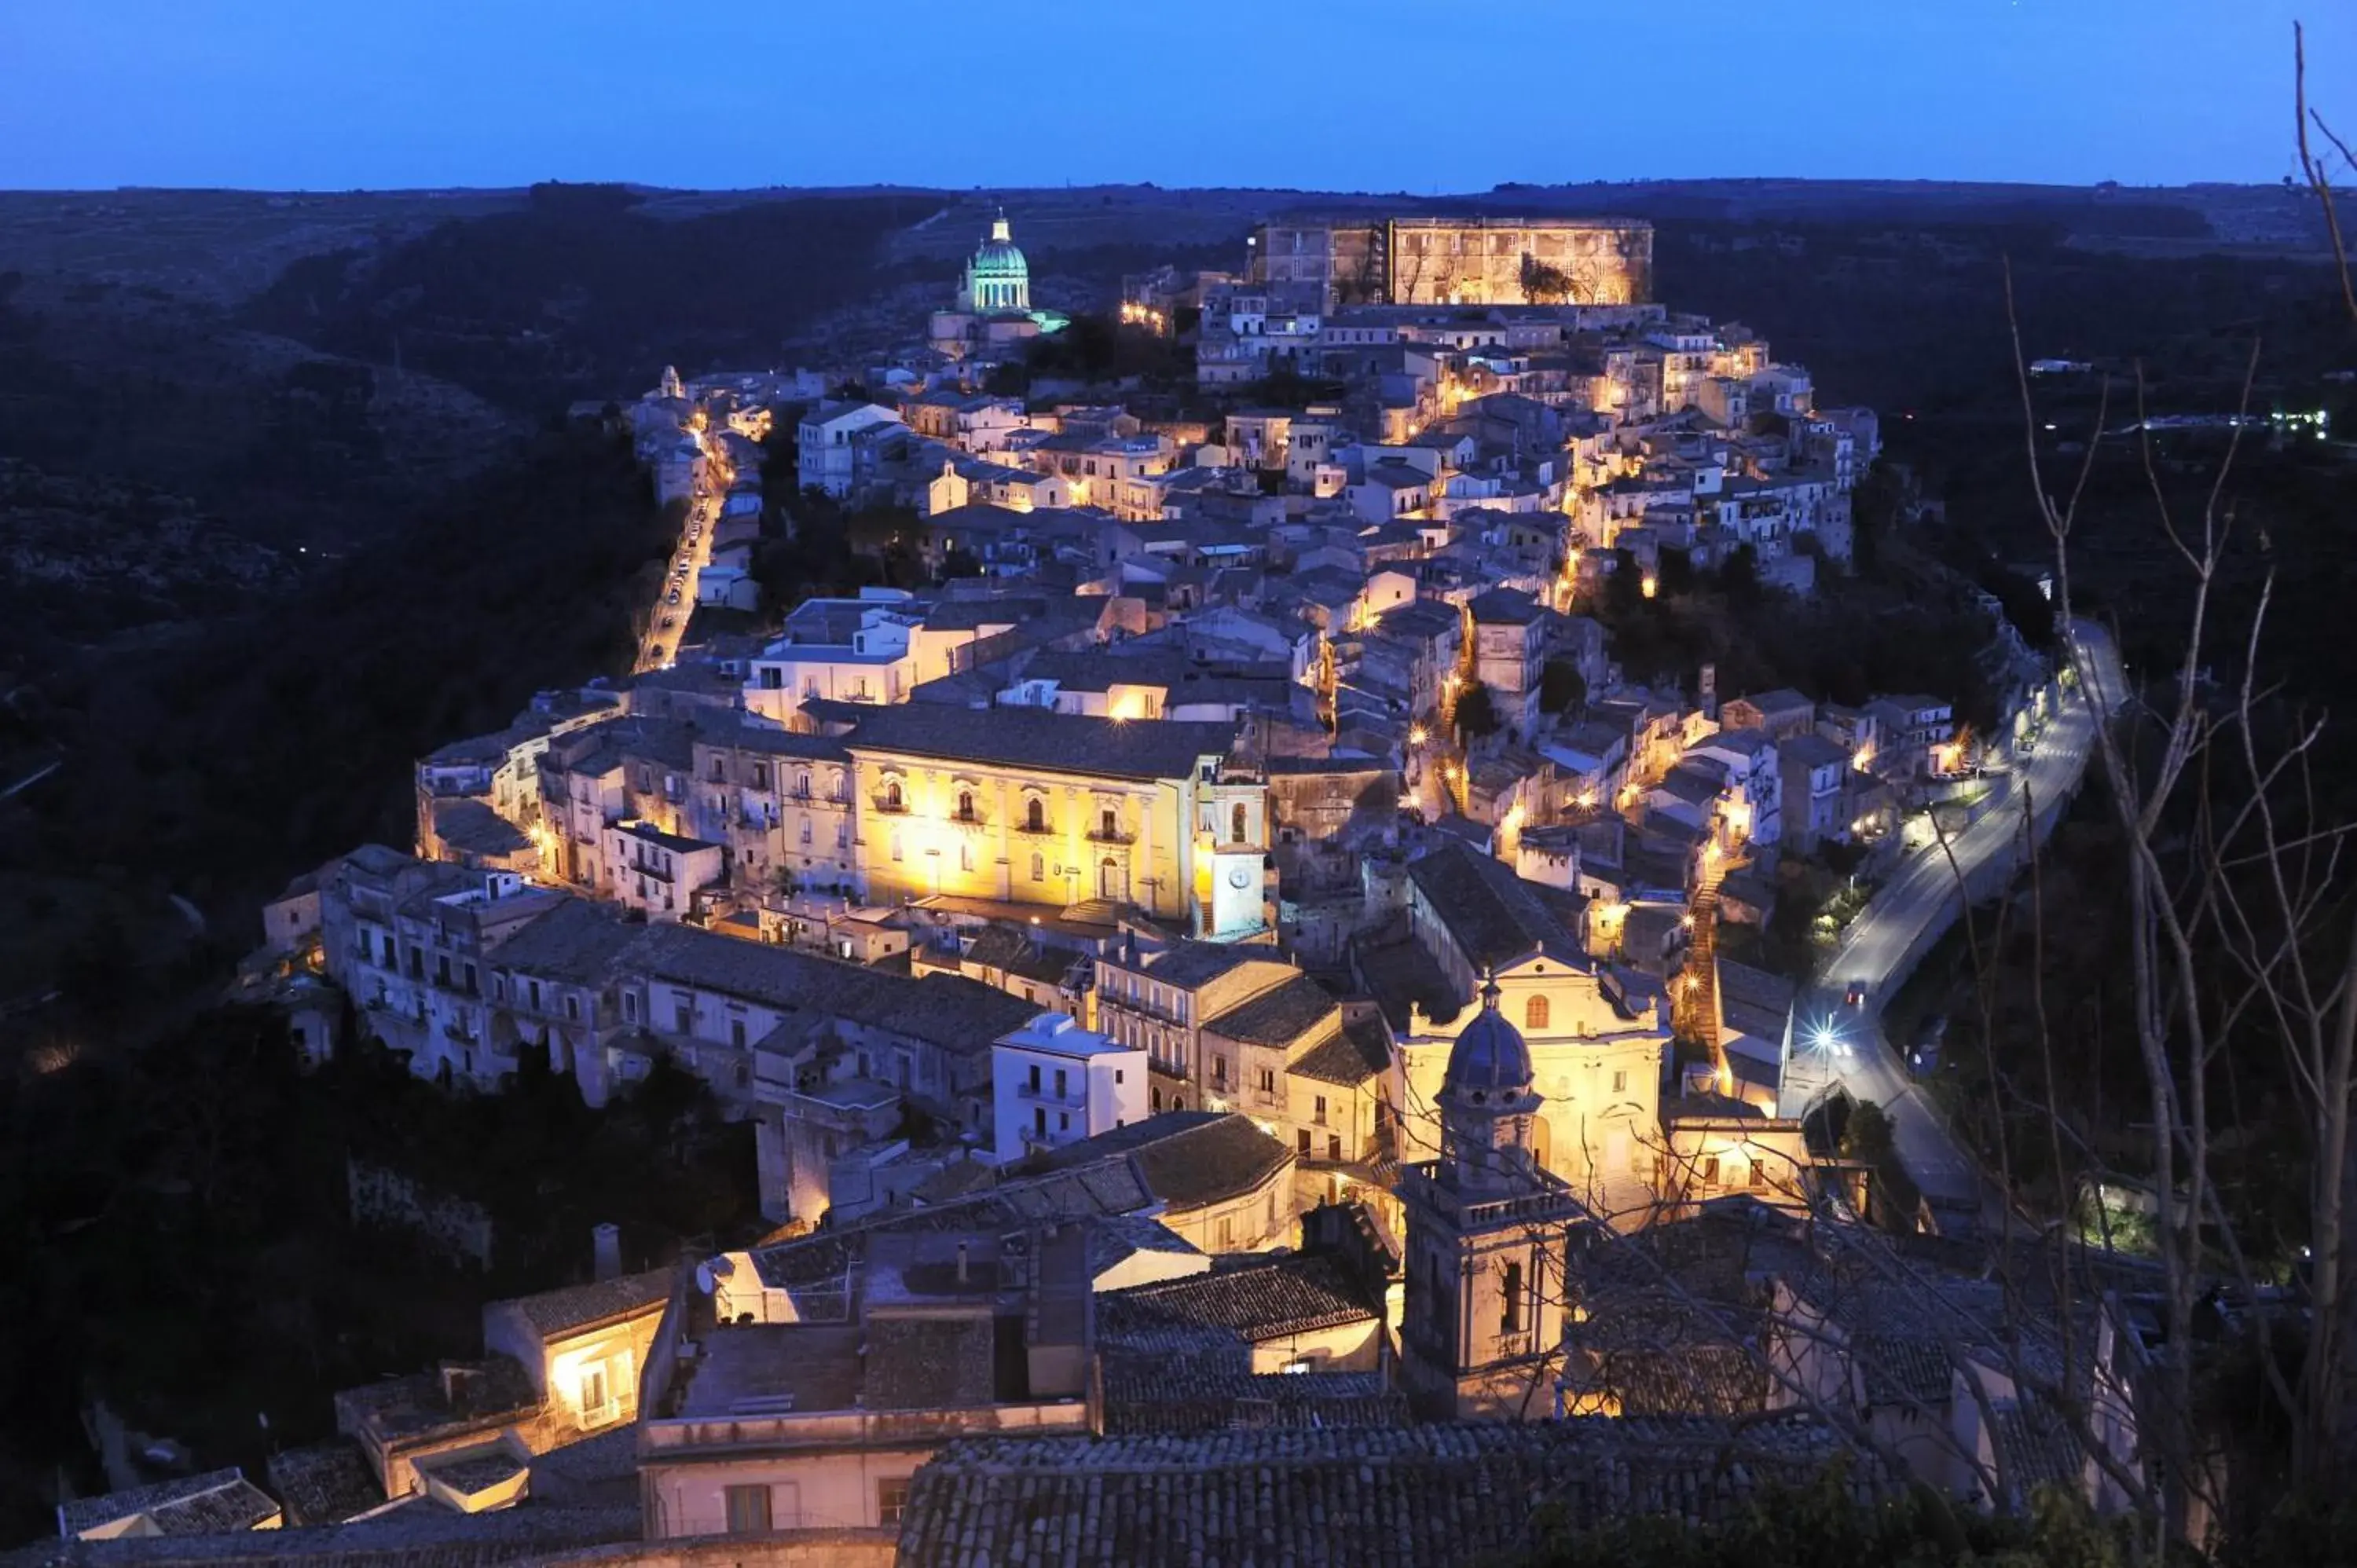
[640,1400,1092,1459]
[1087,826,1135,844]
[1014,1079,1087,1108]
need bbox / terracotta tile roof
[56,1470,280,1539]
[863,1314,998,1410]
[1406,838,1584,974]
[1033,1111,1292,1211]
[1103,1368,1409,1435]
[747,1159,1156,1291]
[489,1267,673,1340]
[263,1443,381,1528]
[1099,1253,1379,1345]
[623,923,1038,1053]
[1289,1013,1393,1086]
[896,1417,1900,1566]
[819,702,1240,782]
[7,1509,644,1568]
[1203,972,1339,1046]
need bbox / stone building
[1397,976,1583,1420]
[811,703,1269,936]
[1251,215,1655,312]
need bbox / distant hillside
[241,185,948,409]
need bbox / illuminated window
[1026,797,1045,832]
[1524,995,1550,1031]
[1030,852,1045,882]
[957,789,976,822]
[1611,1070,1627,1094]
[884,780,903,811]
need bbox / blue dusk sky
[1,1,2348,192]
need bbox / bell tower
[1398,973,1579,1420]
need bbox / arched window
[957,789,975,822]
[1231,803,1248,843]
[1026,798,1045,832]
[1100,807,1119,839]
[1524,995,1550,1031]
[883,779,903,811]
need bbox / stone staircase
[1673,854,1729,1087]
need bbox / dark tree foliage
[242,192,945,411]
[1455,681,1503,740]
[0,1009,754,1541]
[1539,658,1588,716]
[19,425,671,975]
[1008,311,1194,390]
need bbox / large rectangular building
[1252,215,1654,312]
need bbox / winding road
[1780,620,2126,1227]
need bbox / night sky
[2,1,2346,192]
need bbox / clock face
[1227,866,1252,890]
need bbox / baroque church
[1398,973,1583,1420]
[929,207,1069,359]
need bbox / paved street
[1781,620,2125,1222]
[636,434,721,673]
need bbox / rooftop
[488,1267,674,1341]
[998,1011,1132,1059]
[896,1416,1898,1568]
[1035,1110,1292,1211]
[1099,1251,1379,1346]
[1202,972,1340,1047]
[1407,838,1585,976]
[817,702,1238,782]
[57,1471,280,1540]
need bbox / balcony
[1015,1078,1086,1108]
[871,793,908,815]
[1086,826,1135,846]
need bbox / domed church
[1398,971,1584,1420]
[957,210,1031,314]
[930,205,1069,361]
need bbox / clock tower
[1197,777,1271,940]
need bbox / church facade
[1397,975,1582,1421]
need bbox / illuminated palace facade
[811,705,1273,939]
[1251,215,1655,312]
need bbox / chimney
[592,1223,623,1283]
[956,1240,970,1287]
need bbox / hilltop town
[31,208,2151,1566]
